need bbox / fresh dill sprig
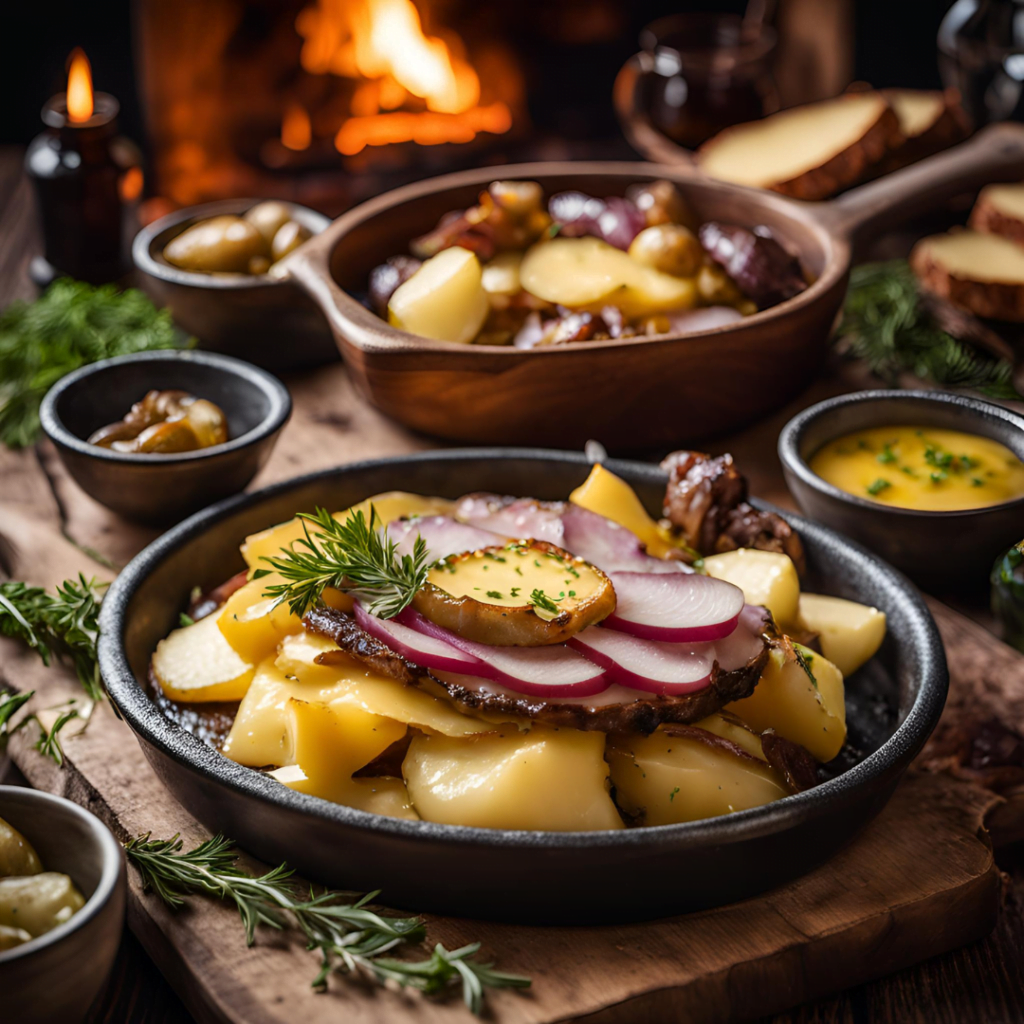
[839,261,1022,400]
[256,506,431,620]
[125,833,530,1015]
[0,279,189,449]
[0,574,107,703]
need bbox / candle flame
[67,48,94,123]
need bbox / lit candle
[25,48,143,287]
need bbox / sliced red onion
[604,571,744,642]
[665,306,744,334]
[401,608,609,697]
[548,192,646,251]
[453,495,566,545]
[388,515,506,562]
[354,603,483,674]
[715,604,773,670]
[560,504,688,575]
[568,626,712,695]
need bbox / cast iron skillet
[98,450,947,923]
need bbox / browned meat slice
[303,605,772,734]
[187,569,249,622]
[661,450,806,573]
[760,731,820,792]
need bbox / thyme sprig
[256,506,431,620]
[839,261,1022,399]
[125,833,530,1015]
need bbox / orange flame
[281,102,312,151]
[66,48,94,123]
[296,0,511,152]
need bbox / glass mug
[614,13,779,161]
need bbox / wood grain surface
[2,146,1024,1024]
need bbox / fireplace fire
[136,0,524,213]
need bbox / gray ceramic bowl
[779,390,1024,587]
[97,449,947,923]
[133,198,336,371]
[40,350,291,526]
[0,786,126,1024]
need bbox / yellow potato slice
[414,540,615,645]
[270,766,419,820]
[569,463,674,558]
[608,722,788,825]
[520,237,696,316]
[217,577,302,665]
[702,549,801,628]
[152,613,254,703]
[403,727,623,831]
[388,246,489,344]
[727,641,846,762]
[482,251,523,297]
[797,593,886,677]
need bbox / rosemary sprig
[0,689,33,738]
[839,261,1022,399]
[256,506,431,620]
[0,574,107,702]
[33,707,79,767]
[125,833,530,1015]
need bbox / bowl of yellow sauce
[779,391,1024,584]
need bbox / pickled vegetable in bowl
[148,450,887,832]
[365,179,809,347]
[88,389,229,455]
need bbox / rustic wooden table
[1,147,1023,1023]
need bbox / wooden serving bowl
[280,124,1024,450]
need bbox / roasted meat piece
[661,450,806,573]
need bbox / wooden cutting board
[1,364,1021,1024]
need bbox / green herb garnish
[793,643,818,689]
[257,507,430,620]
[528,589,560,614]
[876,444,897,464]
[179,612,195,627]
[0,280,189,448]
[866,478,891,496]
[839,261,1022,399]
[125,833,529,1014]
[485,590,503,600]
[34,707,79,767]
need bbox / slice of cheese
[912,230,1024,283]
[403,726,623,831]
[217,577,301,665]
[152,613,254,703]
[270,765,419,820]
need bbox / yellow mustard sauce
[810,426,1024,511]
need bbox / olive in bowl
[40,350,291,526]
[778,390,1024,587]
[0,786,126,1024]
[133,199,336,372]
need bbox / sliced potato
[388,246,489,344]
[608,721,787,825]
[217,577,302,665]
[482,251,523,297]
[520,237,696,316]
[240,492,455,570]
[0,872,85,937]
[152,613,254,703]
[403,726,623,830]
[702,549,800,628]
[0,924,31,950]
[0,816,42,878]
[569,463,675,558]
[727,640,846,762]
[271,765,418,820]
[413,540,615,646]
[797,593,886,676]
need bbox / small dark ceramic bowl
[40,350,291,526]
[0,786,126,1024]
[133,198,336,371]
[779,390,1024,587]
[98,449,948,923]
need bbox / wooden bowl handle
[612,53,699,170]
[822,121,1024,247]
[271,223,352,339]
